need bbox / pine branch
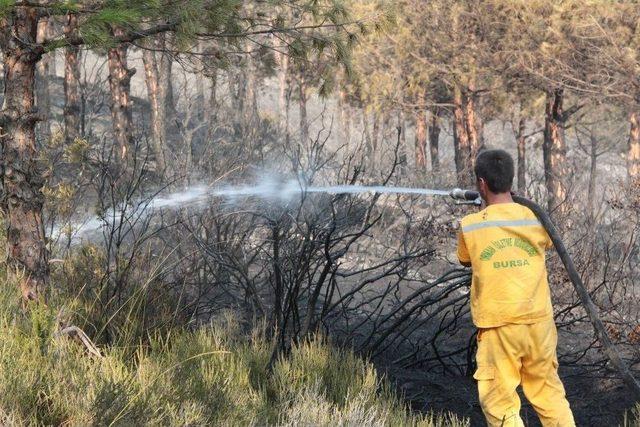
[41,19,360,53]
[195,21,362,39]
[41,19,179,51]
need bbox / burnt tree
[543,88,581,215]
[453,85,483,187]
[35,17,51,142]
[63,13,81,143]
[0,7,48,301]
[628,111,640,181]
[0,4,178,302]
[141,36,170,173]
[107,27,135,160]
[516,116,526,194]
[414,108,427,171]
[429,107,441,173]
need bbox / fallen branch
[56,326,103,358]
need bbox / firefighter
[457,149,575,427]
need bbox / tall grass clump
[623,404,640,427]
[0,284,467,426]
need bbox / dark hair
[474,149,514,193]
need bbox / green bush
[0,286,467,426]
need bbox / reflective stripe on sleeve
[461,219,541,233]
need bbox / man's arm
[544,230,554,251]
[457,229,472,267]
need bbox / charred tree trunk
[371,111,382,169]
[157,35,173,138]
[195,69,205,124]
[363,109,372,166]
[107,28,135,160]
[141,40,167,174]
[628,111,640,182]
[338,87,351,149]
[397,110,407,176]
[543,89,568,214]
[465,90,482,160]
[588,134,597,221]
[0,7,49,301]
[298,77,309,143]
[429,107,441,174]
[243,51,259,148]
[206,70,218,142]
[277,51,288,123]
[164,53,175,121]
[453,86,472,186]
[516,116,526,194]
[46,20,57,77]
[231,69,245,139]
[276,50,292,149]
[414,109,427,171]
[246,58,258,122]
[63,14,81,143]
[35,18,51,142]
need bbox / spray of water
[305,185,450,197]
[52,178,451,242]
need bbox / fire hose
[449,188,640,399]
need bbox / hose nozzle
[450,188,482,206]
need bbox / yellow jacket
[457,202,554,328]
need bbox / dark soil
[383,364,637,426]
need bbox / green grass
[0,286,467,426]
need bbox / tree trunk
[363,109,372,164]
[195,68,205,124]
[243,51,259,147]
[277,51,289,124]
[231,68,246,138]
[453,86,472,186]
[206,70,218,142]
[516,116,526,194]
[465,90,482,161]
[397,110,407,176]
[368,111,381,170]
[429,107,441,173]
[543,89,568,214]
[415,109,427,171]
[1,7,49,301]
[63,14,81,143]
[46,19,57,77]
[157,34,173,140]
[476,107,485,150]
[107,28,135,160]
[588,134,597,221]
[163,52,175,120]
[628,111,640,181]
[141,40,167,174]
[276,50,291,149]
[338,87,351,150]
[298,77,308,143]
[35,17,51,142]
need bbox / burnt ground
[382,364,637,426]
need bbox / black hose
[512,195,640,399]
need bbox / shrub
[0,287,467,426]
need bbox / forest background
[0,0,640,425]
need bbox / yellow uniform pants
[474,319,575,427]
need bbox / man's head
[474,149,514,199]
